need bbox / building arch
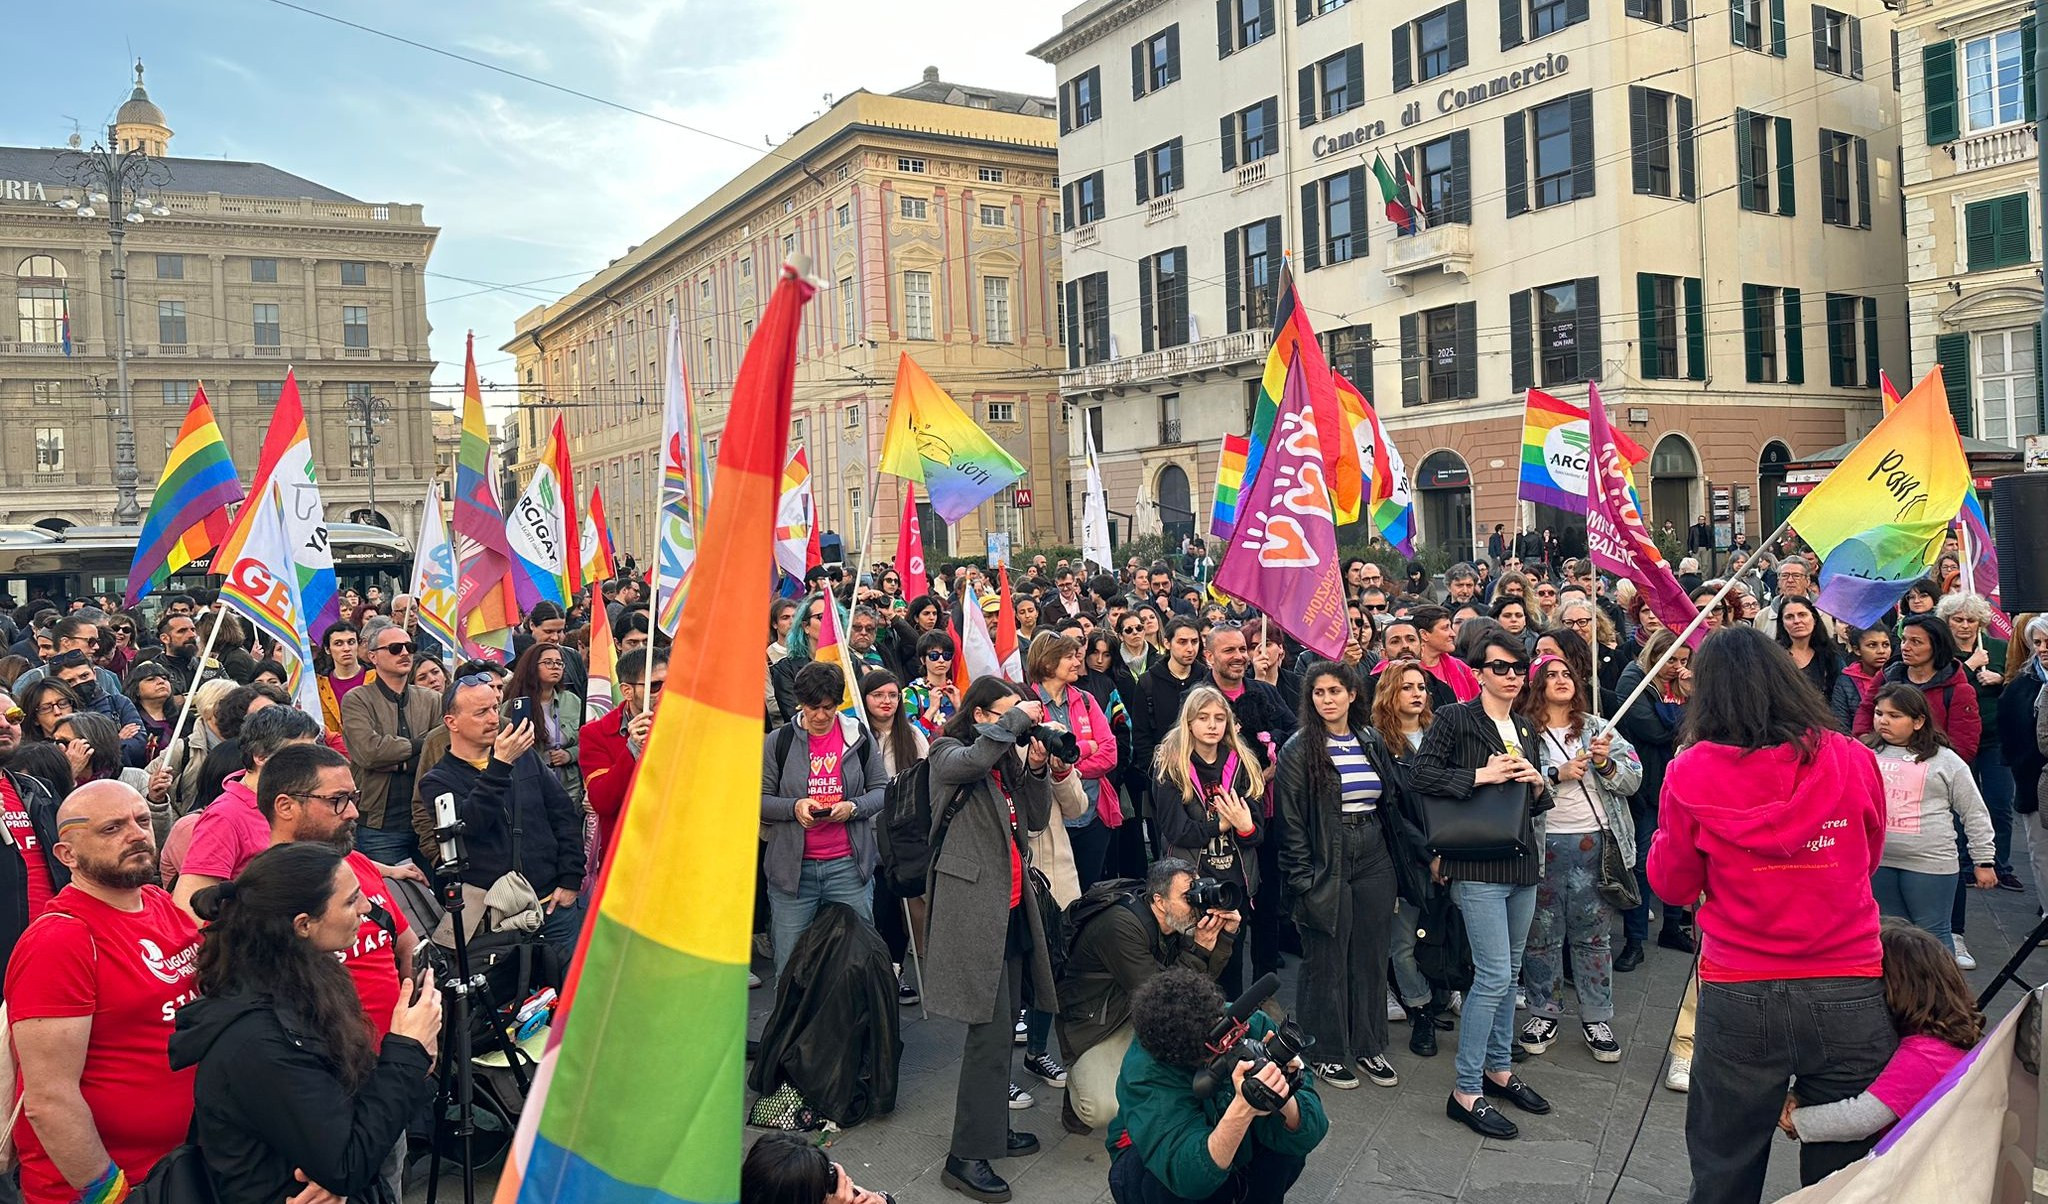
[1153,461,1194,546]
[1414,449,1474,562]
[1649,432,1701,534]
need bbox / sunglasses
[1362,603,1387,612]
[1480,660,1527,677]
[0,706,19,725]
[924,650,954,661]
[376,641,413,654]
[111,625,134,635]
[1119,625,1142,635]
[454,672,496,689]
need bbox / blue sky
[0,0,1068,416]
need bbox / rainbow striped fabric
[879,353,1025,524]
[655,314,704,637]
[1209,435,1250,539]
[455,335,519,660]
[1336,373,1416,556]
[1518,389,1648,512]
[124,383,243,606]
[499,264,815,1204]
[1239,263,1363,524]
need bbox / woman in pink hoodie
[1647,626,1895,1203]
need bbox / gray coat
[923,706,1057,1023]
[759,715,887,895]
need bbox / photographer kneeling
[1059,859,1239,1133]
[1109,968,1328,1204]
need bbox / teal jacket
[1108,1013,1330,1199]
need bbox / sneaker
[1517,1016,1559,1055]
[1582,1021,1622,1063]
[1014,1012,1029,1045]
[899,982,921,1006]
[1664,1057,1691,1093]
[1997,869,2026,893]
[1314,1061,1360,1089]
[1515,987,1528,1010]
[1447,990,1465,1015]
[1007,1081,1034,1110]
[1357,1054,1400,1087]
[1387,988,1407,1023]
[1954,935,1978,971]
[1023,1052,1068,1088]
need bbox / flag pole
[165,613,230,763]
[643,439,661,716]
[1958,510,1978,599]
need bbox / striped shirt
[1328,733,1382,814]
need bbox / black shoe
[1997,870,2026,893]
[942,1158,1012,1203]
[1657,927,1697,954]
[1482,1073,1552,1115]
[745,1038,761,1060]
[1004,1130,1040,1157]
[1615,941,1645,972]
[1406,1007,1439,1057]
[1060,1094,1091,1135]
[1446,1093,1519,1139]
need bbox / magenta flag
[1585,383,1703,646]
[1216,351,1348,659]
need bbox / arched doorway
[1757,441,1793,529]
[1155,464,1194,547]
[32,517,73,534]
[1649,435,1700,538]
[347,508,391,530]
[1415,451,1473,563]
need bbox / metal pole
[107,201,141,525]
[2038,35,2047,452]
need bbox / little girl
[1861,683,1997,950]
[1783,921,1984,1143]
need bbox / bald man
[6,783,201,1204]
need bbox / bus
[0,522,414,616]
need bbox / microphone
[1227,973,1281,1022]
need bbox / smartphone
[409,960,432,1004]
[810,803,835,819]
[506,696,532,726]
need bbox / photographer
[1109,968,1328,1204]
[1059,859,1239,1133]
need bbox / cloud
[456,34,552,74]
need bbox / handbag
[1419,781,1530,861]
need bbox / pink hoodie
[1647,730,1886,983]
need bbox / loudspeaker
[1992,473,2048,612]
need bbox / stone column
[300,257,319,359]
[209,252,228,355]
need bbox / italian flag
[1372,150,1423,234]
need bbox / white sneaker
[1387,988,1407,1022]
[747,971,762,989]
[1665,1057,1691,1093]
[1448,990,1465,1014]
[1008,1081,1034,1110]
[1954,935,1978,971]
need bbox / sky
[0,0,1072,418]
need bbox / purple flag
[1216,351,1348,659]
[1584,383,1703,646]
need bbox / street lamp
[346,392,392,526]
[54,127,170,526]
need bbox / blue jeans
[1390,899,1433,1008]
[353,824,422,873]
[540,893,589,964]
[1525,833,1617,1023]
[1975,742,2015,872]
[768,856,874,979]
[1872,866,1955,951]
[1450,879,1538,1095]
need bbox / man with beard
[0,688,64,986]
[153,611,205,699]
[5,782,202,1204]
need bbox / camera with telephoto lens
[1027,723,1081,764]
[1190,972,1311,1112]
[1184,875,1243,913]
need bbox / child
[1833,626,1892,730]
[1861,683,1997,950]
[1782,921,1984,1143]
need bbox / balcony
[1159,418,1183,444]
[1950,125,2037,175]
[1233,159,1271,193]
[1145,194,1177,225]
[1059,327,1271,395]
[1069,222,1100,249]
[1383,222,1474,286]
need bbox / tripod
[1976,911,2048,1011]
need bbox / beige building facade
[504,71,1068,574]
[1035,0,1906,560]
[0,65,440,541]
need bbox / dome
[115,61,166,129]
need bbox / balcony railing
[1383,222,1475,283]
[1159,418,1183,443]
[1951,125,2037,174]
[1145,194,1177,224]
[1060,327,1272,394]
[1069,222,1100,249]
[1233,159,1270,193]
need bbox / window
[1217,0,1274,55]
[1412,132,1471,224]
[844,406,862,430]
[1139,247,1189,351]
[1972,327,2042,444]
[1964,193,2031,269]
[1824,294,1880,388]
[1132,26,1181,97]
[1506,93,1593,214]
[342,305,369,349]
[1065,273,1112,368]
[349,421,372,468]
[1506,279,1600,389]
[156,254,183,280]
[1133,139,1185,202]
[34,428,62,474]
[252,303,281,347]
[740,256,753,279]
[257,381,283,407]
[979,166,1006,183]
[1962,30,2028,132]
[979,204,1007,227]
[782,233,796,257]
[791,416,808,447]
[699,277,712,299]
[1503,0,1588,47]
[987,400,1017,423]
[1813,7,1862,76]
[1630,87,1696,200]
[15,254,65,345]
[1298,47,1364,126]
[836,203,851,228]
[840,276,857,339]
[1818,130,1872,228]
[898,156,928,173]
[1736,109,1796,215]
[1731,0,1786,54]
[1400,302,1477,405]
[1225,216,1282,331]
[161,380,193,406]
[703,336,717,383]
[835,164,851,182]
[1062,172,1106,227]
[903,271,934,340]
[1395,4,1468,90]
[783,199,794,214]
[1301,168,1367,269]
[157,300,187,345]
[250,257,277,283]
[1221,97,1280,169]
[1529,0,1570,38]
[1637,273,1706,380]
[900,196,929,221]
[984,276,1013,343]
[340,261,367,286]
[1624,0,1687,26]
[1741,283,1804,383]
[1322,324,1374,399]
[32,381,58,406]
[846,486,863,535]
[1059,69,1101,132]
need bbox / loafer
[1615,941,1644,972]
[942,1157,1011,1203]
[1446,1093,1518,1139]
[1996,870,2026,893]
[1004,1130,1040,1157]
[1483,1073,1552,1115]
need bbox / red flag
[894,483,927,593]
[995,565,1020,680]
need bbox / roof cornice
[1031,0,1170,63]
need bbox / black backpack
[1050,877,1145,987]
[876,758,971,899]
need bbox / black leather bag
[1419,782,1530,861]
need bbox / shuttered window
[1963,194,2031,269]
[1131,25,1181,98]
[1630,87,1696,200]
[1509,277,1602,390]
[1637,273,1708,381]
[1394,3,1468,91]
[1741,283,1804,383]
[1402,303,1477,404]
[1818,130,1872,228]
[1506,90,1594,215]
[1298,46,1365,125]
[1300,168,1369,270]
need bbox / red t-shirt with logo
[5,885,201,1204]
[339,851,409,1043]
[0,775,52,918]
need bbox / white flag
[958,585,1003,682]
[409,482,460,658]
[1081,423,1112,574]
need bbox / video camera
[1189,972,1311,1112]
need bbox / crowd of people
[0,526,2040,1204]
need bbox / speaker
[1992,473,2048,612]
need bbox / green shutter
[1638,272,1661,377]
[1775,115,1796,215]
[1934,332,1973,436]
[1996,193,2031,266]
[1743,282,1765,381]
[1735,108,1755,209]
[1826,295,1848,387]
[1965,199,1996,270]
[1684,276,1706,380]
[1924,41,1959,144]
[2027,19,2039,121]
[1783,287,1804,384]
[1862,296,1880,389]
[1771,0,1787,55]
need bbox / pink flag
[894,482,927,594]
[1585,383,1703,645]
[1215,351,1347,659]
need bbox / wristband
[78,1162,128,1204]
[1235,827,1257,840]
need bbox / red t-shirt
[0,775,52,918]
[802,726,853,861]
[338,852,409,1043]
[5,886,201,1204]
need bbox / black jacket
[0,771,62,995]
[747,902,900,1127]
[169,993,434,1204]
[1274,727,1430,933]
[1221,678,1296,773]
[1056,894,1233,1062]
[2000,665,2045,815]
[1409,700,1548,887]
[417,749,585,895]
[1130,657,1208,779]
[1615,662,1682,833]
[770,652,810,723]
[1150,753,1263,894]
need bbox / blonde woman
[150,676,240,819]
[1148,685,1266,996]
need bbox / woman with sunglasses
[101,612,144,676]
[770,596,826,724]
[903,631,961,740]
[124,662,181,763]
[1529,582,1561,629]
[503,643,585,803]
[1614,629,1696,969]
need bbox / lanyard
[1191,750,1240,806]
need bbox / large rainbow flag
[1337,372,1416,555]
[498,263,814,1204]
[879,353,1026,524]
[1882,372,2010,637]
[1209,435,1251,540]
[1239,262,1363,523]
[124,383,243,607]
[1518,388,1647,511]
[214,369,339,641]
[454,334,519,660]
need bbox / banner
[893,482,927,592]
[125,383,242,607]
[214,368,339,643]
[1337,372,1416,556]
[1584,384,1702,644]
[507,414,577,610]
[409,482,460,659]
[1081,422,1114,572]
[217,480,322,721]
[773,448,817,584]
[1519,388,1648,512]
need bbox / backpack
[875,758,972,899]
[1056,877,1146,979]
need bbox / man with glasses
[846,606,894,678]
[0,689,64,982]
[580,646,669,854]
[168,706,324,915]
[340,626,444,871]
[13,615,121,699]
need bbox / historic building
[1035,0,1906,559]
[503,70,1066,570]
[0,63,439,538]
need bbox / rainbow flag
[1210,435,1250,540]
[879,353,1026,524]
[811,590,860,714]
[655,314,705,637]
[773,448,818,584]
[1518,388,1647,512]
[580,485,618,593]
[409,481,460,659]
[125,383,243,607]
[499,265,814,1204]
[217,480,321,721]
[508,414,579,610]
[1881,372,2009,637]
[1338,373,1416,555]
[215,369,339,640]
[1239,262,1363,524]
[1794,366,1971,627]
[455,334,518,661]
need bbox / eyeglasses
[37,700,73,715]
[376,641,413,655]
[0,707,19,725]
[1562,617,1593,630]
[924,650,954,661]
[1480,660,1527,677]
[292,790,362,814]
